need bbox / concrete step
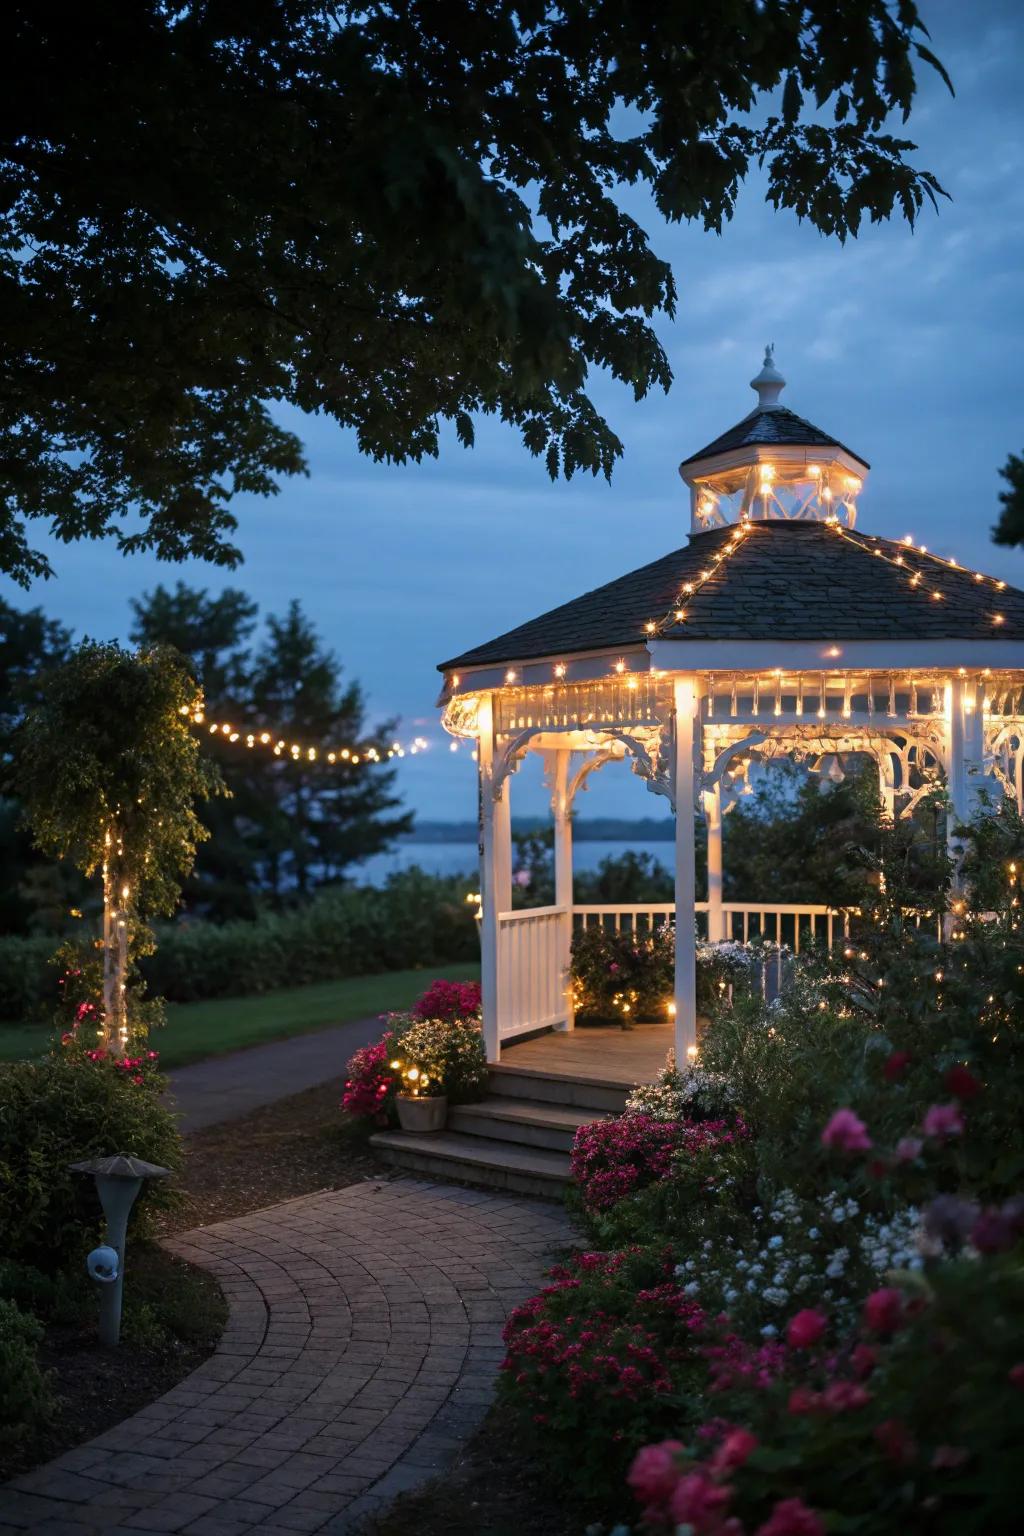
[449,1097,609,1153]
[370,1129,570,1198]
[487,1063,631,1115]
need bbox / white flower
[684,1281,700,1296]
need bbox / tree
[1,2,950,583]
[130,585,412,914]
[991,451,1024,547]
[11,643,223,1052]
[0,597,80,933]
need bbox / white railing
[572,901,847,953]
[497,905,569,1040]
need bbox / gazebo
[438,350,1024,1066]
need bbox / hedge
[0,868,479,1021]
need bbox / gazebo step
[449,1097,610,1153]
[369,1129,570,1198]
[487,1063,631,1114]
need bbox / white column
[704,782,725,943]
[550,749,575,1031]
[673,676,699,1062]
[478,695,511,1063]
[945,675,985,929]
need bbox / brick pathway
[1,1180,573,1536]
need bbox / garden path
[0,1178,573,1536]
[167,1018,381,1133]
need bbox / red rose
[883,1050,912,1082]
[944,1064,982,1101]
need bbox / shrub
[0,1053,181,1271]
[412,978,481,1022]
[0,1297,52,1448]
[500,1247,710,1500]
[570,1113,751,1216]
[394,1013,488,1103]
[571,924,674,1023]
[341,1028,402,1123]
[0,868,479,1022]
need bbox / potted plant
[394,1061,447,1133]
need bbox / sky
[4,0,1024,828]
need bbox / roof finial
[750,344,786,412]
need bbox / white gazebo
[438,351,1024,1066]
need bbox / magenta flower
[627,1441,684,1508]
[863,1287,905,1336]
[755,1497,827,1536]
[922,1102,965,1140]
[820,1108,872,1152]
[895,1136,923,1162]
[786,1309,827,1349]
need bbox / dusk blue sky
[4,0,1023,829]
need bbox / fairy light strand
[180,708,447,766]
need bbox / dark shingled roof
[680,406,869,469]
[439,522,1024,671]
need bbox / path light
[69,1153,170,1347]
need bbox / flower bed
[340,978,488,1125]
[499,804,1024,1531]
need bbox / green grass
[0,964,481,1070]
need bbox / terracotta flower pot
[396,1093,448,1134]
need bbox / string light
[187,709,436,767]
[653,522,752,633]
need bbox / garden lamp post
[69,1153,170,1347]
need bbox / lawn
[0,964,481,1069]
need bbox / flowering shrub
[628,1243,1024,1536]
[341,979,487,1122]
[673,1187,923,1335]
[570,1113,750,1214]
[501,1247,710,1496]
[411,977,481,1022]
[695,939,761,1013]
[570,923,674,1024]
[626,1058,737,1122]
[341,1030,399,1121]
[392,1013,488,1103]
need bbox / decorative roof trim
[648,638,1024,671]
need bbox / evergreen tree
[130,585,411,914]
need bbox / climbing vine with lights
[12,643,223,1056]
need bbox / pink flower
[787,1386,821,1416]
[821,1108,872,1152]
[895,1136,923,1162]
[628,1441,685,1509]
[1008,1363,1024,1389]
[863,1287,905,1336]
[786,1309,827,1349]
[922,1102,965,1140]
[971,1208,1017,1254]
[755,1497,826,1536]
[668,1471,732,1530]
[850,1343,878,1379]
[822,1379,871,1413]
[710,1427,758,1474]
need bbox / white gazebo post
[704,780,726,942]
[549,748,575,1032]
[673,676,699,1062]
[945,674,986,923]
[478,693,512,1063]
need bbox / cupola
[679,347,871,534]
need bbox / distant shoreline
[402,818,675,844]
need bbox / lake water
[355,840,674,887]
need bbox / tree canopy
[1,1,949,583]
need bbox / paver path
[1,1179,573,1536]
[167,1017,382,1133]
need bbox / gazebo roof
[679,405,868,471]
[439,522,1024,672]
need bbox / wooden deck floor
[500,1021,675,1085]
